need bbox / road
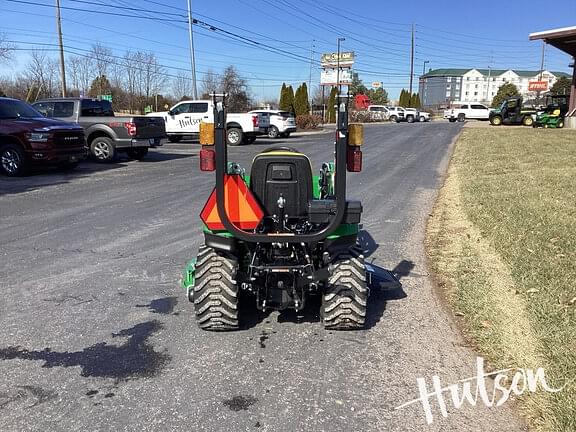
[0,123,525,431]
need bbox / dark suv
[0,97,86,176]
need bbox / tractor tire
[226,128,243,146]
[0,143,29,177]
[322,249,368,330]
[268,126,280,138]
[522,116,534,127]
[90,136,116,162]
[557,119,564,129]
[168,135,182,143]
[490,116,502,126]
[191,246,239,331]
[457,113,465,122]
[127,148,149,160]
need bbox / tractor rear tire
[322,249,368,330]
[192,246,239,331]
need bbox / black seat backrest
[250,149,313,217]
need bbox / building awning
[529,26,576,57]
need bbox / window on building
[474,92,478,96]
[465,91,469,96]
[466,77,470,81]
[447,77,452,82]
[446,84,451,90]
[475,77,479,81]
[475,84,478,89]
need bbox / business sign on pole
[320,69,353,86]
[371,82,382,89]
[321,52,355,68]
[528,81,548,92]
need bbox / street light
[422,60,430,76]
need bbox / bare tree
[220,66,251,112]
[68,55,93,96]
[200,70,221,98]
[0,32,15,63]
[172,70,192,100]
[24,50,59,101]
[122,50,141,113]
[90,43,113,95]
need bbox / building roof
[422,68,571,78]
[529,26,576,57]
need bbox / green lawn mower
[182,93,377,331]
[533,95,568,129]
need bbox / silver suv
[249,110,297,138]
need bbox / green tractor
[182,93,383,331]
[489,96,537,126]
[533,94,568,129]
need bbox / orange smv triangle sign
[200,175,264,231]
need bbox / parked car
[443,103,491,122]
[33,98,165,162]
[249,109,296,138]
[367,105,389,121]
[386,107,405,122]
[403,108,430,122]
[148,100,270,145]
[0,97,86,176]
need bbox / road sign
[371,82,382,89]
[320,68,353,86]
[100,94,112,102]
[200,175,264,230]
[321,51,355,67]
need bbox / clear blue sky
[1,0,575,101]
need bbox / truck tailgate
[133,116,166,139]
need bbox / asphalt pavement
[0,122,526,431]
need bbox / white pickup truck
[147,100,269,145]
[443,103,491,122]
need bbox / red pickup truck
[0,97,86,176]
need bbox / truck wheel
[389,115,397,122]
[0,143,29,177]
[90,137,116,162]
[226,128,243,146]
[268,126,280,138]
[457,113,465,122]
[322,249,368,330]
[522,116,534,126]
[490,116,502,126]
[191,246,239,331]
[127,148,149,160]
[406,115,414,123]
[419,116,426,122]
[168,135,182,143]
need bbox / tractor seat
[551,108,561,117]
[250,148,313,217]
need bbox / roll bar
[213,93,349,243]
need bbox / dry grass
[427,127,576,431]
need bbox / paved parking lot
[0,123,524,431]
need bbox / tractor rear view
[182,93,381,331]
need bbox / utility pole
[337,37,345,95]
[486,65,491,104]
[55,0,67,97]
[187,0,198,99]
[409,24,415,94]
[538,42,546,104]
[308,39,314,114]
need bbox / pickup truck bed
[33,98,166,162]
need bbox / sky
[1,0,575,102]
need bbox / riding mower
[182,93,374,331]
[533,95,568,129]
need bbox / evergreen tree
[550,76,571,96]
[412,93,421,108]
[293,83,311,115]
[89,75,113,97]
[285,85,295,113]
[367,87,389,105]
[398,89,407,107]
[327,86,337,123]
[300,82,310,114]
[278,83,287,110]
[491,83,520,108]
[349,72,368,96]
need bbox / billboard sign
[320,68,353,85]
[321,51,355,67]
[528,81,548,92]
[371,81,382,89]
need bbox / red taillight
[346,147,362,172]
[200,148,215,171]
[124,122,137,136]
[252,115,258,127]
